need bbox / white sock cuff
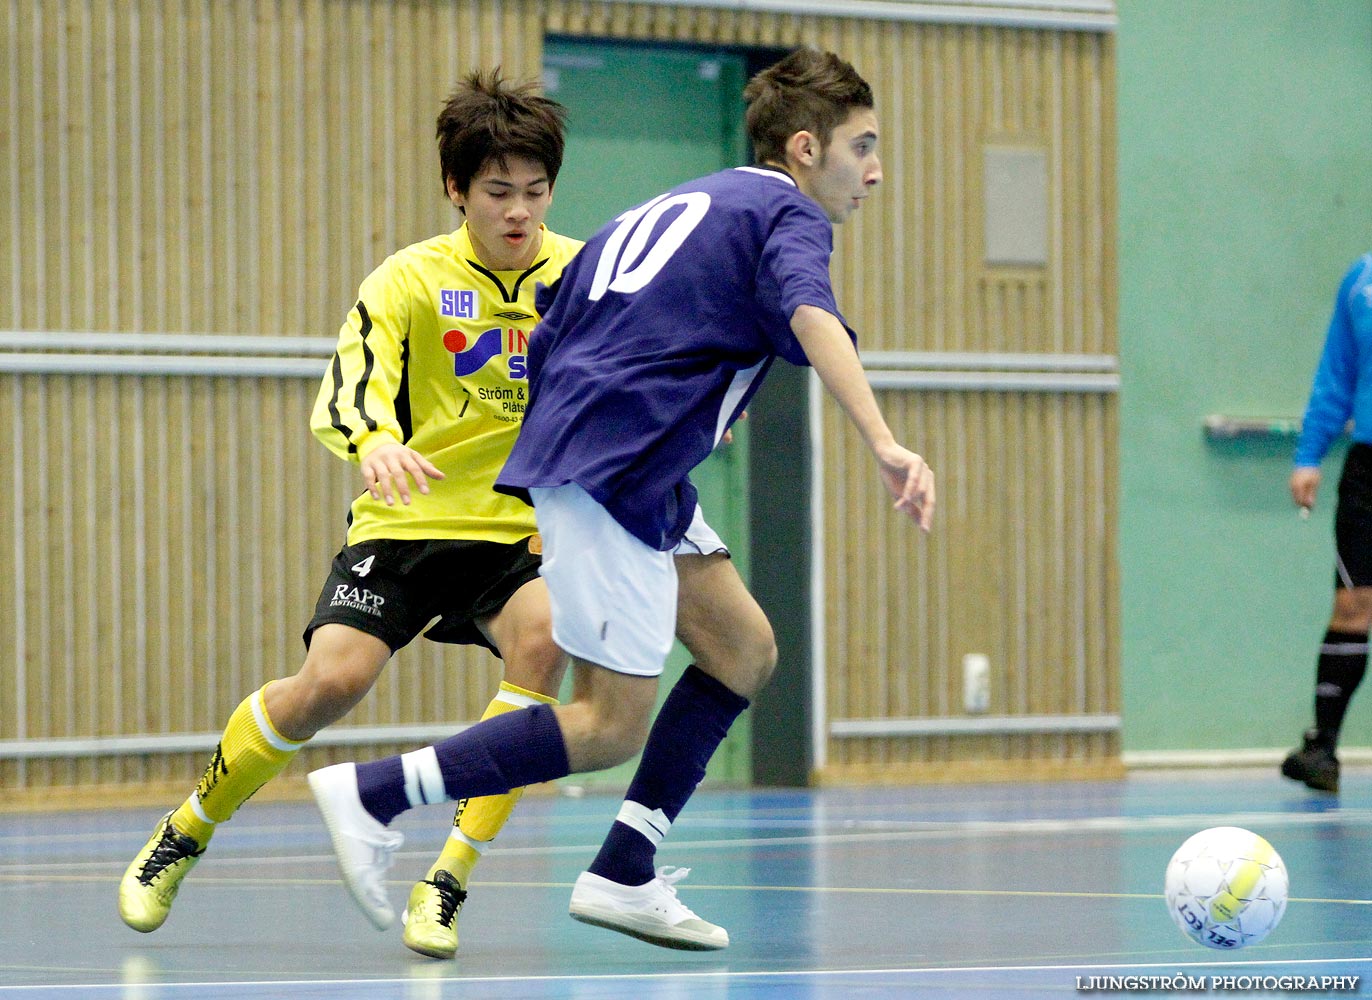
[250,688,308,752]
[494,688,545,709]
[401,746,447,808]
[1320,641,1370,655]
[188,794,215,826]
[617,800,671,847]
[446,826,488,854]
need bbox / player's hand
[1290,466,1320,513]
[720,409,748,447]
[361,442,445,506]
[876,443,935,532]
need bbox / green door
[542,38,753,787]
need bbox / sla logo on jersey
[440,289,476,319]
[443,327,529,379]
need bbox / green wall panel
[544,38,749,240]
[1117,0,1372,752]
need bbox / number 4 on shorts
[351,555,376,577]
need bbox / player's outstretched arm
[790,305,935,531]
[359,440,445,506]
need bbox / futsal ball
[1164,826,1288,950]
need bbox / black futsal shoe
[1280,729,1340,793]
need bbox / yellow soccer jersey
[312,224,583,544]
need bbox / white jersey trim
[733,165,797,187]
[714,359,767,447]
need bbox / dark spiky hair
[436,68,568,197]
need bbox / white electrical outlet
[963,653,990,714]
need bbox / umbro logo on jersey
[494,309,533,321]
[440,289,477,319]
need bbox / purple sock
[357,703,570,824]
[355,756,408,824]
[587,665,749,886]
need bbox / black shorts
[303,536,542,656]
[1334,443,1372,589]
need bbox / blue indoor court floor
[2,771,1370,999]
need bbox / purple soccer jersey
[496,166,854,550]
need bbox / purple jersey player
[498,162,855,550]
[308,47,935,951]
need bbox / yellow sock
[170,682,307,847]
[425,681,558,884]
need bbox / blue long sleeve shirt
[1295,254,1372,468]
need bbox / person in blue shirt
[306,47,936,949]
[1283,253,1372,794]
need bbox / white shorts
[530,484,728,677]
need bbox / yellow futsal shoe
[402,870,467,959]
[118,813,205,932]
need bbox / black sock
[1313,628,1369,745]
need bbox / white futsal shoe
[308,762,405,930]
[569,866,729,950]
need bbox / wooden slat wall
[2,0,1116,800]
[817,26,1120,782]
[820,391,1119,782]
[0,0,544,803]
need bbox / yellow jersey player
[118,69,583,961]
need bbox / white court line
[5,801,1370,849]
[5,807,1372,874]
[0,871,1365,908]
[1,956,1370,993]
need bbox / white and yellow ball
[1164,826,1288,950]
